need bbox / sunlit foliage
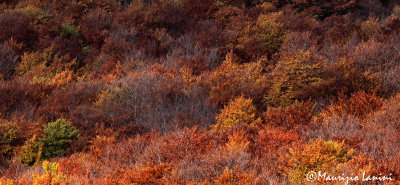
[1,0,400,184]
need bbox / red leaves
[264,100,316,130]
[322,91,383,119]
[115,163,172,185]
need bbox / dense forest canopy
[1,0,400,184]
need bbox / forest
[1,0,400,184]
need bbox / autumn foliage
[1,0,400,184]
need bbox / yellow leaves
[281,139,354,184]
[265,50,323,107]
[32,161,69,185]
[94,89,117,108]
[213,96,257,130]
[256,12,286,52]
[16,51,47,76]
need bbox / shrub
[0,11,37,49]
[264,50,323,107]
[352,38,400,93]
[117,163,171,184]
[292,0,358,20]
[213,96,257,130]
[20,119,79,165]
[0,178,14,185]
[392,6,400,17]
[50,70,74,85]
[311,58,385,101]
[235,12,287,60]
[16,50,51,78]
[80,8,113,48]
[321,91,383,119]
[0,119,18,159]
[20,135,43,166]
[32,161,69,185]
[224,130,250,153]
[281,139,354,184]
[216,0,247,9]
[0,44,18,80]
[19,5,53,20]
[255,12,286,54]
[211,168,254,185]
[319,15,358,46]
[305,114,363,148]
[206,52,269,108]
[41,119,79,159]
[264,100,316,130]
[58,24,79,38]
[360,17,380,41]
[253,125,300,158]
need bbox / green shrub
[41,119,79,159]
[59,24,79,38]
[20,119,79,165]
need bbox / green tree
[41,119,79,159]
[20,119,79,165]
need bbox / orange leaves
[254,126,300,157]
[224,130,250,154]
[89,135,116,160]
[0,178,14,185]
[50,70,74,86]
[210,168,254,185]
[109,163,172,185]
